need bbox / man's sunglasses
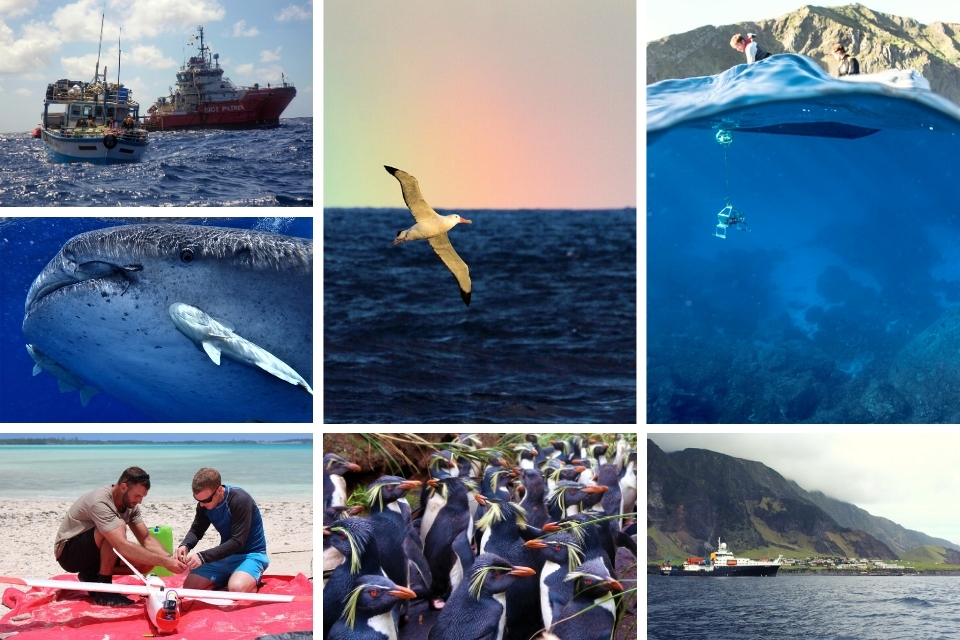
[196,488,219,504]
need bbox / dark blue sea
[648,574,960,639]
[0,217,313,422]
[324,208,637,423]
[648,54,960,423]
[0,118,312,206]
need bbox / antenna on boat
[117,27,122,87]
[94,11,105,82]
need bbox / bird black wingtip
[384,165,399,175]
[461,289,471,306]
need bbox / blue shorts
[190,552,269,588]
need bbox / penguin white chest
[540,560,561,629]
[330,474,347,507]
[420,493,445,543]
[368,610,398,640]
[494,592,507,640]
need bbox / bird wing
[428,233,472,306]
[384,165,437,223]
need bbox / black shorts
[57,528,101,573]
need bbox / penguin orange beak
[583,485,608,494]
[508,566,536,577]
[388,586,417,599]
[428,478,440,488]
[348,505,365,516]
[524,539,548,549]
[399,480,422,490]
[573,466,587,474]
[475,494,487,506]
[543,522,561,532]
[323,528,330,536]
[604,579,624,592]
[346,462,361,472]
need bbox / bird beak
[460,217,472,224]
[475,494,487,506]
[524,539,548,549]
[583,485,608,494]
[427,478,440,488]
[399,480,422,490]
[508,566,536,577]
[348,506,364,516]
[323,528,330,536]
[573,466,587,474]
[388,586,418,599]
[604,579,624,592]
[346,463,361,472]
[543,522,561,532]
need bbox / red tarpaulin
[0,573,312,639]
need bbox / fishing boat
[39,20,148,163]
[144,26,296,131]
[660,538,784,577]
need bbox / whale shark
[22,224,313,422]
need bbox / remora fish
[22,224,313,422]
[168,302,313,395]
[25,343,100,407]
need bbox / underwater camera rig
[715,202,749,238]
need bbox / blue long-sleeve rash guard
[179,486,267,564]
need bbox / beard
[122,488,137,510]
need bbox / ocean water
[0,118,312,206]
[324,208,637,423]
[648,574,960,639]
[0,217,313,423]
[647,54,960,423]
[0,443,313,501]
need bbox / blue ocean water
[324,209,637,423]
[0,442,313,501]
[647,54,960,423]
[0,217,313,423]
[0,118,312,206]
[648,574,960,639]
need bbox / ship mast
[94,12,104,83]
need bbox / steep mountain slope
[648,439,897,560]
[647,4,960,107]
[789,481,960,554]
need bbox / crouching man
[54,466,187,606]
[176,468,269,593]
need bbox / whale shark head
[23,224,313,422]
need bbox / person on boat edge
[175,468,270,594]
[833,44,860,76]
[106,116,116,130]
[730,33,772,64]
[122,114,135,130]
[53,467,188,607]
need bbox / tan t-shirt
[54,485,143,558]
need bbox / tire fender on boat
[103,133,117,149]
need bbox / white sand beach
[0,500,313,616]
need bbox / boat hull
[663,565,781,577]
[41,129,149,164]
[145,87,296,131]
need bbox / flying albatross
[385,165,473,306]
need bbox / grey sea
[0,442,313,502]
[648,574,960,639]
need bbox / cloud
[259,46,281,63]
[60,53,98,78]
[233,62,253,75]
[127,44,176,69]
[231,20,258,37]
[275,2,310,22]
[51,0,225,43]
[13,86,30,96]
[0,0,36,17]
[0,19,60,73]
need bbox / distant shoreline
[0,438,312,445]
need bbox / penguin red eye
[586,579,593,585]
[568,489,575,494]
[555,545,562,550]
[370,589,379,596]
[493,572,501,578]
[339,534,346,539]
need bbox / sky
[647,1,960,41]
[0,433,312,441]
[651,434,960,547]
[0,0,313,133]
[324,0,636,209]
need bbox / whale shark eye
[180,248,195,263]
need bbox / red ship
[144,26,296,131]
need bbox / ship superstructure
[660,538,784,577]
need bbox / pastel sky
[0,0,312,133]
[648,1,960,41]
[325,0,636,209]
[651,433,960,547]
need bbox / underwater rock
[890,307,960,422]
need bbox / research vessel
[660,538,783,577]
[144,26,296,131]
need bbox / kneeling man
[176,468,269,592]
[54,467,187,606]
